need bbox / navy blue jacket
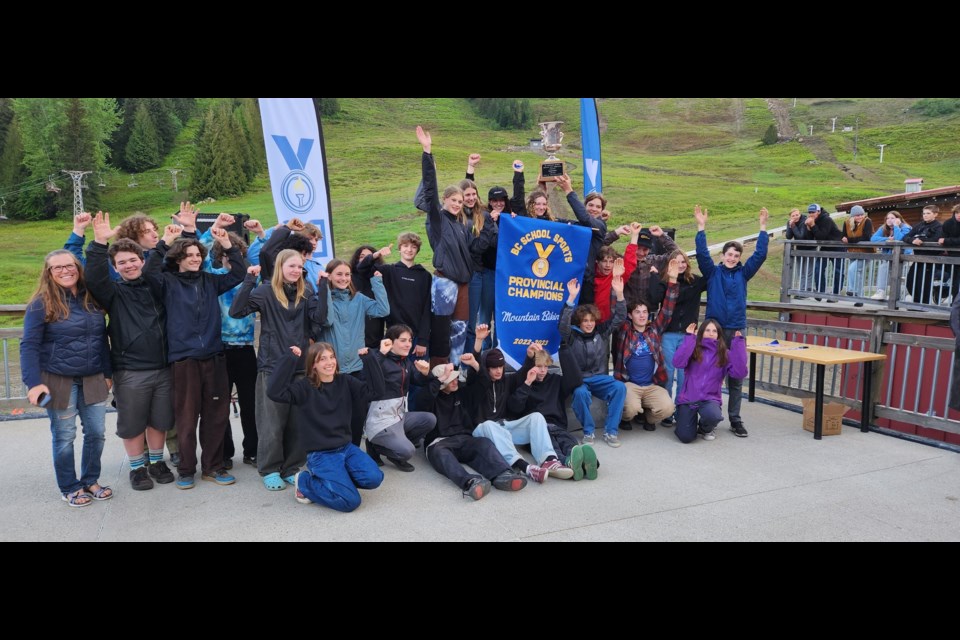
[144,240,246,362]
[696,230,768,331]
[21,291,111,388]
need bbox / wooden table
[746,336,887,439]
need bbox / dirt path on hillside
[765,98,879,183]
[766,98,794,139]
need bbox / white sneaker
[871,290,886,300]
[698,427,716,441]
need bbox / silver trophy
[538,121,565,181]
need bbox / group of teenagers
[20,126,771,513]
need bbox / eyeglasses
[49,264,78,274]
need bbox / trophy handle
[557,131,564,145]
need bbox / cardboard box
[801,398,846,436]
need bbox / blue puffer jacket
[20,292,111,388]
[695,230,768,331]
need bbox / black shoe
[619,420,633,431]
[854,302,864,307]
[730,422,749,437]
[462,476,491,501]
[795,296,808,300]
[814,298,822,302]
[148,460,175,484]
[130,466,154,491]
[223,458,234,470]
[826,299,838,303]
[243,456,257,466]
[386,457,415,472]
[366,440,384,466]
[643,422,656,431]
[492,471,527,491]
[660,416,675,427]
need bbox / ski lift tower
[61,170,92,216]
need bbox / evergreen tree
[0,114,31,219]
[762,124,779,145]
[190,104,248,200]
[316,98,340,116]
[125,102,162,172]
[0,98,14,158]
[12,98,118,217]
[144,98,180,155]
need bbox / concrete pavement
[2,400,958,541]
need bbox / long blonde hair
[30,250,101,323]
[271,249,307,309]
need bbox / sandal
[62,489,93,508]
[84,484,113,501]
[282,474,296,486]
[262,472,285,491]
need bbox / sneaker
[854,302,864,307]
[129,466,154,491]
[730,422,748,438]
[201,469,236,485]
[170,452,181,468]
[176,474,195,490]
[462,476,492,501]
[386,457,416,472]
[660,416,675,427]
[294,471,312,504]
[826,299,838,303]
[566,445,585,482]
[541,458,574,480]
[603,433,622,448]
[643,421,656,431]
[492,471,527,492]
[582,433,595,445]
[242,456,257,466]
[698,427,716,441]
[525,464,548,483]
[871,291,886,300]
[148,460,175,484]
[223,458,234,470]
[619,420,634,431]
[581,444,599,480]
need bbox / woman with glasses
[21,250,113,507]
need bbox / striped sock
[149,449,164,465]
[130,454,146,471]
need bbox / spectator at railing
[785,208,815,298]
[939,204,960,300]
[903,205,944,305]
[841,205,874,306]
[870,211,911,301]
[805,204,844,302]
[950,295,960,411]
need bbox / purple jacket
[673,334,747,405]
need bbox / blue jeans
[48,380,107,495]
[466,268,496,351]
[300,444,384,512]
[473,413,556,465]
[675,401,723,443]
[847,259,865,297]
[572,375,626,436]
[661,332,686,402]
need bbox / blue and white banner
[258,98,333,265]
[580,98,603,198]
[496,216,592,369]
